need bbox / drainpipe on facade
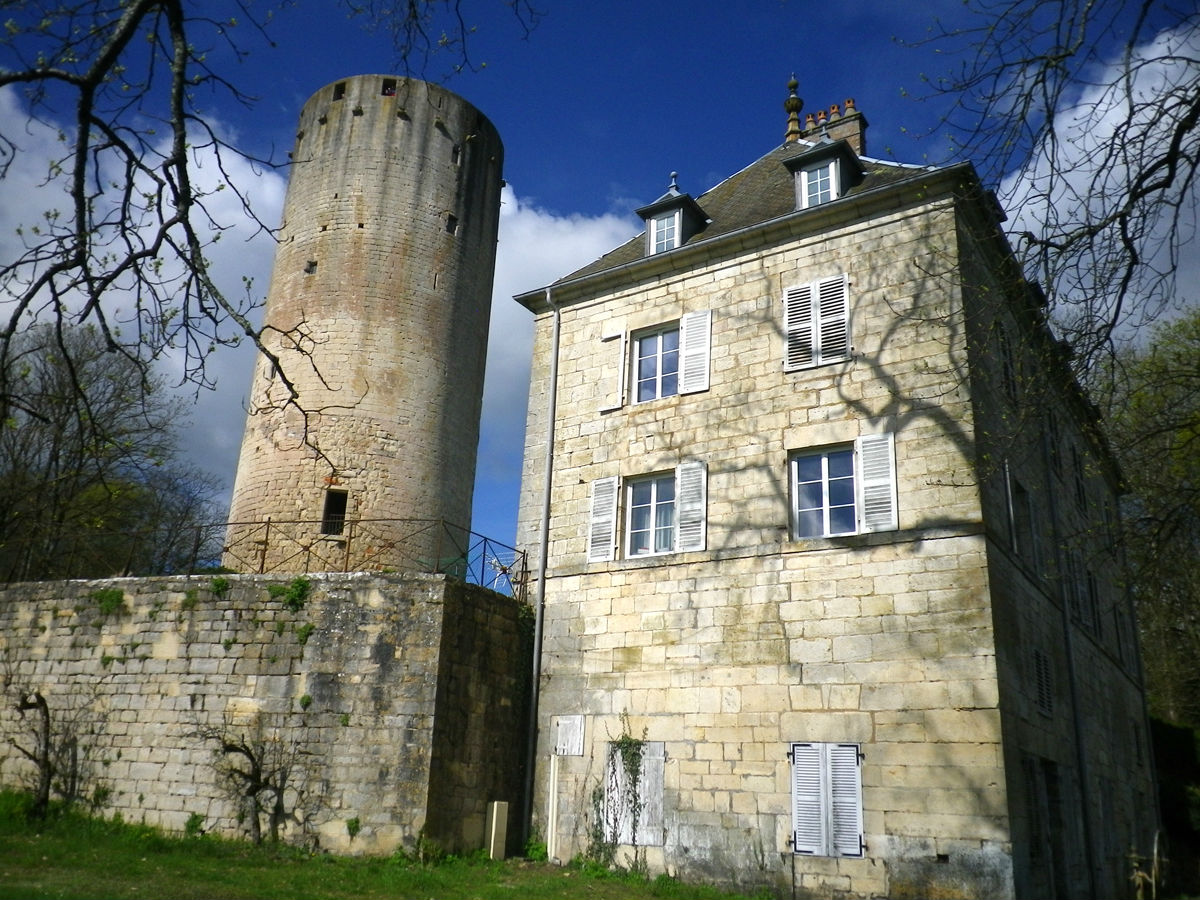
[523,287,559,846]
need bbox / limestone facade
[515,108,1155,897]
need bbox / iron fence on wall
[0,518,528,602]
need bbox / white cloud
[473,186,637,543]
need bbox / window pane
[631,481,652,506]
[798,481,823,511]
[629,530,650,555]
[829,504,856,535]
[827,450,854,478]
[828,478,854,508]
[656,478,675,504]
[795,456,823,483]
[797,508,823,538]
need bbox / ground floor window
[603,740,664,846]
[789,742,863,857]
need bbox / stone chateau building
[515,81,1157,898]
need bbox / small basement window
[321,489,348,535]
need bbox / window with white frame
[604,740,664,845]
[649,210,680,254]
[600,311,711,411]
[627,473,676,556]
[634,326,679,403]
[789,742,863,857]
[799,160,838,208]
[587,461,706,562]
[783,274,849,370]
[790,434,897,539]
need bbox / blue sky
[3,1,1191,550]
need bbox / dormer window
[800,160,837,208]
[650,210,680,254]
[636,173,708,257]
[784,141,865,212]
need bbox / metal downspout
[523,288,559,844]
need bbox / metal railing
[1,518,528,602]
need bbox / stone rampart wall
[0,572,529,855]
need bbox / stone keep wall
[226,75,504,571]
[0,573,529,855]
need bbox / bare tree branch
[909,0,1199,373]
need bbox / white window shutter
[599,332,627,413]
[635,742,665,846]
[678,310,711,394]
[588,475,618,562]
[790,743,826,855]
[857,433,898,533]
[675,460,707,552]
[829,744,864,857]
[816,275,849,363]
[784,283,815,370]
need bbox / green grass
[0,792,766,900]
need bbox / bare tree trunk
[17,692,52,820]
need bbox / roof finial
[669,171,679,193]
[784,75,803,144]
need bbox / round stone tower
[225,75,504,573]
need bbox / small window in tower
[446,214,459,235]
[332,82,346,101]
[321,489,348,536]
[304,260,317,275]
[451,144,461,165]
[381,78,397,96]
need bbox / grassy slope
[0,793,765,900]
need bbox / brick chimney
[800,98,868,156]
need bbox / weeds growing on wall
[267,578,310,613]
[89,589,125,617]
[587,713,647,872]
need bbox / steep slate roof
[554,141,936,285]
